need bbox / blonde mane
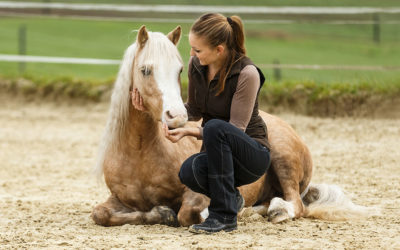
[94,31,182,180]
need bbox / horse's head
[132,25,187,128]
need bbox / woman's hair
[190,13,246,95]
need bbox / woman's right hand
[163,123,188,143]
[131,88,146,111]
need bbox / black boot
[189,218,237,234]
[237,192,245,213]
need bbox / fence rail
[1,54,400,71]
[1,2,400,14]
[1,11,400,25]
[0,54,120,65]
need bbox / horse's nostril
[166,111,174,119]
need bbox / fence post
[373,13,380,44]
[273,59,281,81]
[18,24,27,74]
[42,0,51,15]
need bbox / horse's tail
[302,183,379,221]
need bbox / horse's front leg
[92,194,179,227]
[177,188,209,227]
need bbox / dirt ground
[0,96,399,249]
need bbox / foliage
[0,75,112,101]
[2,75,399,116]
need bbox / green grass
[1,16,399,85]
[3,0,400,7]
[0,17,189,79]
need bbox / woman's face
[189,32,219,66]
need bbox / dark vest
[189,56,270,149]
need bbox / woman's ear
[216,44,225,55]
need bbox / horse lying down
[91,26,376,227]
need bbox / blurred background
[0,0,399,100]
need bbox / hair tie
[227,17,233,26]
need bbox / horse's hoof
[252,205,269,216]
[267,197,295,223]
[267,208,290,223]
[156,206,179,227]
[91,206,111,226]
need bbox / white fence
[1,2,400,14]
[2,54,400,71]
[0,54,120,65]
[1,12,399,25]
[1,2,399,25]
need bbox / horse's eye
[141,67,152,76]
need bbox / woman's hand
[163,124,203,143]
[131,88,146,111]
[163,123,187,143]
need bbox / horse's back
[259,110,309,156]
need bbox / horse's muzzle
[164,111,188,129]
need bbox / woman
[133,13,271,233]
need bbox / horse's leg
[266,170,306,223]
[92,194,178,227]
[235,175,269,217]
[177,188,209,227]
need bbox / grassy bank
[2,75,399,117]
[259,80,400,116]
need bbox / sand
[1,97,399,249]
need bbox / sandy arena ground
[0,96,399,249]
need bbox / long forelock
[138,32,182,68]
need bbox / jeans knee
[179,154,209,195]
[178,161,192,186]
[203,119,227,142]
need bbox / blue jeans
[179,119,271,223]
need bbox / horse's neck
[122,107,161,152]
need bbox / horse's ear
[137,25,149,49]
[167,26,181,46]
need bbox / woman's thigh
[203,119,270,186]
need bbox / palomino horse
[92,26,370,227]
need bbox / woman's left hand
[163,123,187,143]
[131,88,146,111]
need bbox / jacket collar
[192,55,247,81]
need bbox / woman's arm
[229,65,260,131]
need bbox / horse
[91,26,372,228]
